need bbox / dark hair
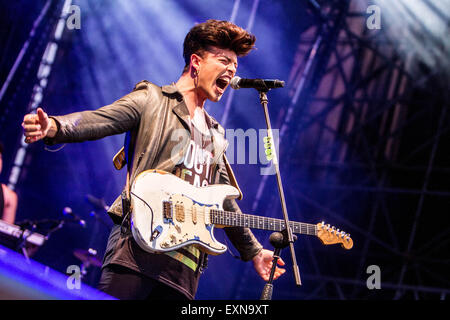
[182,19,256,73]
[0,141,3,155]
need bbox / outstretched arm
[22,83,149,145]
[22,108,57,144]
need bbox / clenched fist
[22,107,57,143]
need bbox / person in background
[0,142,18,224]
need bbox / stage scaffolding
[237,0,450,299]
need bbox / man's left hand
[252,249,286,282]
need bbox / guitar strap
[119,169,131,234]
[113,146,131,231]
[223,153,243,200]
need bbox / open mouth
[215,76,230,91]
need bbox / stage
[0,0,449,300]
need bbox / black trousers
[97,264,189,300]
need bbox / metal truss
[239,0,450,299]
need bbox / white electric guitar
[130,169,353,255]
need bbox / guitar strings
[170,204,318,235]
[131,195,347,241]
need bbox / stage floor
[0,244,114,300]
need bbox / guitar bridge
[162,201,173,220]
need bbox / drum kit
[0,194,111,284]
[73,248,102,280]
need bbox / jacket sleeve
[44,82,149,145]
[218,157,263,261]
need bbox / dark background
[0,0,449,299]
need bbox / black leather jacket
[45,80,262,261]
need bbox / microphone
[85,194,109,211]
[63,207,86,228]
[230,76,285,91]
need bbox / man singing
[22,19,285,300]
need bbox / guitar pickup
[163,201,173,220]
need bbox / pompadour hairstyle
[182,19,256,73]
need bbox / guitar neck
[210,209,317,236]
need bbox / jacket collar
[164,83,190,130]
[164,82,228,163]
[164,82,222,131]
[161,83,180,95]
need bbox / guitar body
[130,170,240,255]
[130,170,353,256]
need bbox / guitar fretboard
[210,209,317,236]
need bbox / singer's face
[194,47,237,102]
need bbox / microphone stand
[16,220,38,262]
[15,218,66,261]
[261,230,294,300]
[257,89,302,291]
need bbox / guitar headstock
[316,221,353,249]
